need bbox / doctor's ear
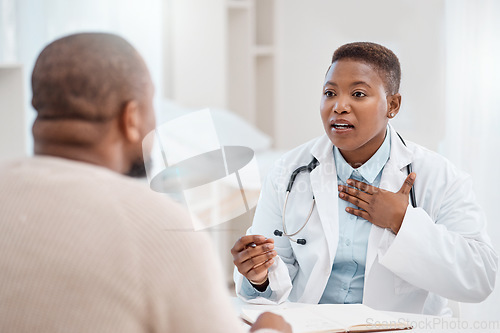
[387,93,401,119]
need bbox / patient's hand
[250,312,292,333]
[231,235,276,290]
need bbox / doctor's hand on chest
[338,172,416,234]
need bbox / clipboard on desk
[241,303,413,333]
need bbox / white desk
[231,297,500,333]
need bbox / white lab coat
[235,124,498,316]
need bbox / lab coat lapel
[365,124,413,279]
[310,135,339,267]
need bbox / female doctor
[231,42,498,316]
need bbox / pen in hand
[231,235,276,288]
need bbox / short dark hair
[31,32,150,122]
[331,42,401,95]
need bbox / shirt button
[345,239,351,246]
[342,283,348,290]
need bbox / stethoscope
[274,132,417,245]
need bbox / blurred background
[1,0,499,321]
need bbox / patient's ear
[120,100,141,143]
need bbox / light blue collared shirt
[319,128,391,304]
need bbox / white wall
[0,65,25,161]
[6,0,164,155]
[169,0,227,109]
[440,0,500,321]
[274,0,446,151]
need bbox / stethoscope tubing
[281,191,315,237]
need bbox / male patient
[0,33,290,333]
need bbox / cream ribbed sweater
[0,156,264,333]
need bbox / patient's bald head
[31,33,155,176]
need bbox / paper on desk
[241,304,412,333]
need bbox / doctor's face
[320,59,400,166]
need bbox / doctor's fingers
[398,172,416,195]
[338,186,371,207]
[346,179,378,194]
[338,184,373,203]
[246,257,275,281]
[231,235,272,255]
[234,244,276,267]
[246,258,275,283]
[235,250,277,275]
[345,207,371,221]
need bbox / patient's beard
[126,157,148,178]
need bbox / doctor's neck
[339,150,374,169]
[337,131,386,169]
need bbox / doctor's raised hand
[338,172,416,234]
[231,235,276,290]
